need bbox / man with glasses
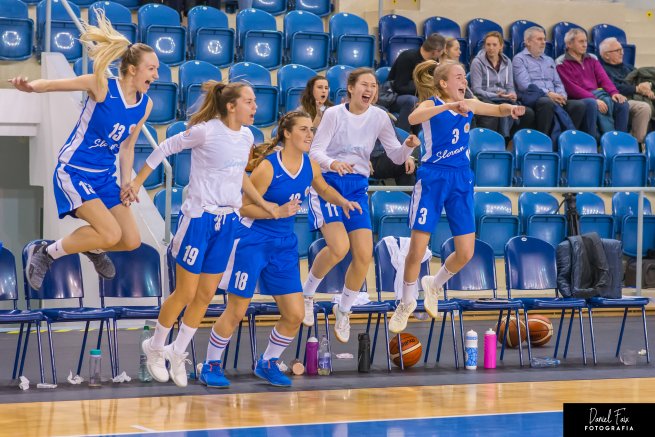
[599,37,652,143]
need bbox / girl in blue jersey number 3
[389,60,525,333]
[9,14,156,290]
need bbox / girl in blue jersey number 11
[8,13,156,290]
[389,60,525,333]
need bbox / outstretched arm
[466,99,525,118]
[8,74,104,101]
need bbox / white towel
[331,291,371,306]
[382,236,433,300]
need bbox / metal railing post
[45,0,52,52]
[636,190,644,296]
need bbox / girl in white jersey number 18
[129,81,277,388]
[389,60,525,333]
[304,68,420,344]
[9,13,156,291]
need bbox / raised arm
[8,74,105,101]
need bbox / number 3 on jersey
[417,208,428,225]
[451,128,459,145]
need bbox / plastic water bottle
[305,337,318,376]
[484,328,497,369]
[317,335,331,376]
[139,326,153,382]
[88,349,102,387]
[530,357,561,368]
[465,330,478,370]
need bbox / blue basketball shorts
[307,172,370,233]
[409,164,475,236]
[170,211,239,275]
[53,162,121,219]
[220,228,301,299]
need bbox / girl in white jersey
[304,68,421,343]
[9,13,156,291]
[130,81,277,388]
[389,60,525,333]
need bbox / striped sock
[206,329,231,362]
[262,327,295,361]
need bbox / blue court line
[97,411,563,437]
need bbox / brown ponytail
[188,81,250,127]
[249,110,312,168]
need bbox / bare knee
[170,288,196,307]
[99,225,122,249]
[328,240,350,261]
[406,246,425,266]
[281,308,304,327]
[121,233,141,251]
[454,247,474,266]
[221,310,248,328]
[193,286,217,306]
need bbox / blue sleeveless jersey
[58,77,150,171]
[241,151,314,236]
[421,97,473,168]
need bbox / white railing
[369,185,655,296]
[46,0,173,244]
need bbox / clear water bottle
[139,326,153,382]
[530,357,561,368]
[317,335,331,376]
[88,349,102,387]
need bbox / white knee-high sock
[46,239,67,260]
[150,321,172,350]
[303,271,322,297]
[206,329,231,362]
[173,322,197,354]
[338,286,359,312]
[401,280,417,305]
[262,327,295,361]
[432,265,455,290]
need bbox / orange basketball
[528,314,554,347]
[498,317,527,348]
[389,333,422,368]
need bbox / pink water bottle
[305,337,318,375]
[484,328,497,369]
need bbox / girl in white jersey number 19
[389,60,525,333]
[304,68,421,344]
[129,81,276,388]
[9,13,156,291]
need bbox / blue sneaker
[254,356,292,387]
[199,360,230,388]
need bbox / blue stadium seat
[575,192,614,239]
[111,0,140,9]
[591,23,636,66]
[277,64,316,112]
[153,187,184,234]
[466,18,508,59]
[37,0,82,61]
[612,192,652,236]
[283,11,329,71]
[429,215,452,258]
[229,62,279,127]
[70,0,97,6]
[172,149,191,187]
[646,132,655,186]
[166,120,187,139]
[558,130,603,187]
[474,192,519,256]
[552,21,584,58]
[187,5,234,68]
[0,0,34,60]
[295,197,316,259]
[423,16,468,66]
[178,60,222,118]
[325,65,354,102]
[295,0,332,17]
[505,236,589,366]
[247,125,265,145]
[89,1,136,43]
[378,14,423,67]
[328,12,375,68]
[133,124,162,188]
[518,192,566,247]
[622,216,655,257]
[509,20,554,57]
[468,128,513,187]
[600,131,647,187]
[370,191,411,240]
[137,3,186,66]
[147,63,178,124]
[236,8,283,69]
[375,66,391,84]
[252,0,287,15]
[513,129,559,187]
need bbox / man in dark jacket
[387,34,445,132]
[599,37,652,143]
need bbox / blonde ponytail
[413,60,438,102]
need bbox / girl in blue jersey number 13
[389,60,525,333]
[9,12,156,290]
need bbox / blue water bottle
[465,330,478,370]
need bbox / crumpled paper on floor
[112,371,131,383]
[18,376,29,391]
[67,370,84,385]
[335,353,354,359]
[37,383,57,389]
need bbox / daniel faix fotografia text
[563,403,653,435]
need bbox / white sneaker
[332,305,351,343]
[421,275,440,318]
[164,344,190,388]
[142,338,169,383]
[303,296,315,327]
[389,299,418,333]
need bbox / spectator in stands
[513,26,585,140]
[440,37,461,63]
[557,28,629,139]
[298,76,334,129]
[387,34,446,132]
[599,37,653,143]
[470,31,535,139]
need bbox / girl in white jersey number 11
[9,12,156,291]
[389,60,525,333]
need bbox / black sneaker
[82,251,116,279]
[26,242,54,290]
